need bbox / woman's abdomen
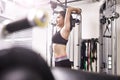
[53,43,67,58]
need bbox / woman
[52,7,81,68]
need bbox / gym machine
[99,0,119,75]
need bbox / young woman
[52,7,81,68]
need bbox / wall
[68,1,100,39]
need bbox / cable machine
[68,14,82,69]
[99,0,119,74]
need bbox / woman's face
[56,13,64,27]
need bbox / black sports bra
[52,31,68,45]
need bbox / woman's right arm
[64,7,81,31]
[60,7,82,40]
[67,7,82,14]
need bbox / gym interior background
[0,0,120,76]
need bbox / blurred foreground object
[0,46,54,80]
[52,67,120,80]
[0,9,48,38]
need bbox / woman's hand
[67,6,82,14]
[76,8,82,14]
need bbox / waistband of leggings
[55,56,68,62]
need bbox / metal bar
[60,0,82,4]
[113,0,117,75]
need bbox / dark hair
[0,46,54,80]
[59,11,73,30]
[59,11,66,18]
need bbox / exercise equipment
[0,9,48,38]
[99,0,119,74]
[80,38,98,72]
[67,13,82,69]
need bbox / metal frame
[99,0,118,75]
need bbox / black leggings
[55,59,72,68]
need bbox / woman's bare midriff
[53,43,67,58]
